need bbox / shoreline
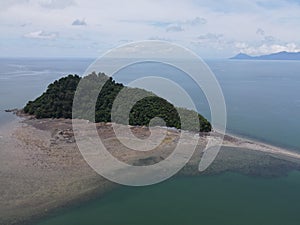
[221,132,300,161]
[224,127,299,152]
[1,116,300,225]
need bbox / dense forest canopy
[24,72,211,132]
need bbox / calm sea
[1,58,300,225]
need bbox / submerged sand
[1,117,300,225]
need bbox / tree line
[24,72,211,132]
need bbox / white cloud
[198,33,223,41]
[23,30,57,39]
[164,17,206,32]
[236,42,300,55]
[1,0,300,57]
[194,33,230,49]
[255,28,276,43]
[166,24,183,32]
[264,35,275,43]
[148,36,172,42]
[185,17,207,26]
[235,42,248,49]
[72,19,87,26]
[256,28,265,36]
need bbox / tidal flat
[1,117,300,225]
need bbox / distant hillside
[231,51,300,60]
[23,73,211,132]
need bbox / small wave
[7,64,29,71]
[0,70,56,79]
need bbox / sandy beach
[1,116,300,225]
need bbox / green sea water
[36,172,300,225]
[1,58,300,225]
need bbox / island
[2,72,300,225]
[23,72,212,132]
[231,51,300,60]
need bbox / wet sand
[1,117,300,225]
[0,119,115,225]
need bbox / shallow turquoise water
[36,172,300,225]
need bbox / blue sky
[1,0,300,58]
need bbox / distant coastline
[230,51,300,60]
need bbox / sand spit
[1,118,300,225]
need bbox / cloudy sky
[1,0,300,58]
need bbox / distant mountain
[231,51,300,60]
[230,53,253,60]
